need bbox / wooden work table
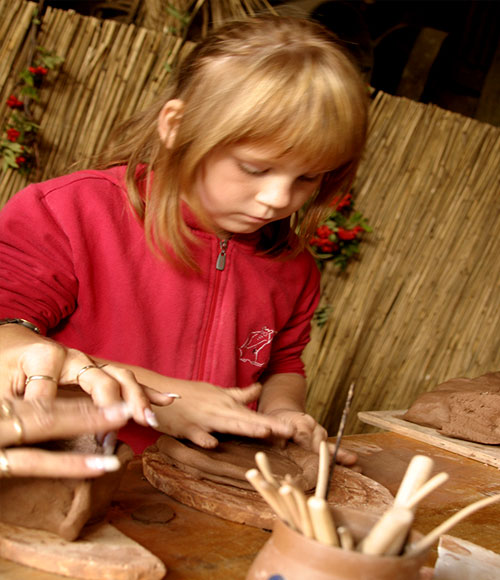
[1,432,499,579]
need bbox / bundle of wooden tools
[246,448,500,557]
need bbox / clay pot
[246,506,429,580]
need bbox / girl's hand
[0,397,131,478]
[266,408,359,467]
[0,325,175,428]
[152,382,295,448]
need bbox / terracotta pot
[246,506,429,580]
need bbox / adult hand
[0,397,131,478]
[0,324,175,427]
[153,382,295,448]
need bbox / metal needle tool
[324,381,355,499]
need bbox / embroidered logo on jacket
[239,326,277,367]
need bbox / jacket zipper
[216,238,228,271]
[196,238,229,379]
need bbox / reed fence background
[1,0,499,436]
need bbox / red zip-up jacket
[0,167,321,451]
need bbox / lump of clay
[0,435,133,541]
[156,434,319,491]
[403,372,500,444]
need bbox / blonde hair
[98,16,368,268]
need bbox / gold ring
[76,364,99,384]
[0,399,15,420]
[0,449,11,477]
[25,375,57,387]
[0,399,24,445]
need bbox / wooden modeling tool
[307,496,339,546]
[288,482,314,538]
[406,493,500,556]
[245,468,290,524]
[255,451,279,488]
[315,440,330,499]
[359,506,414,556]
[337,526,354,551]
[279,484,302,531]
[325,381,355,499]
[394,454,435,509]
[405,472,449,510]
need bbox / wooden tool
[359,506,414,556]
[325,382,355,499]
[394,454,434,508]
[407,493,500,556]
[255,451,280,488]
[307,496,339,546]
[315,440,330,499]
[405,472,449,510]
[245,468,290,523]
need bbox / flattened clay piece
[131,502,175,524]
[403,372,500,444]
[143,436,393,529]
[0,438,133,541]
[0,520,166,579]
[156,435,317,491]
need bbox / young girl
[0,16,367,460]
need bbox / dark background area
[44,0,500,126]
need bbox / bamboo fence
[1,1,499,435]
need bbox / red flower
[316,225,334,239]
[318,240,338,252]
[329,193,352,211]
[15,156,26,165]
[29,66,48,76]
[6,128,20,142]
[6,94,23,109]
[337,225,363,240]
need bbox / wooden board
[358,410,500,469]
[143,445,393,529]
[0,521,166,579]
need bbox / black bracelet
[0,318,40,334]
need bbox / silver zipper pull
[216,239,228,271]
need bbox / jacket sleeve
[0,186,78,334]
[263,253,321,378]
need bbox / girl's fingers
[327,442,358,466]
[2,448,121,478]
[143,385,179,406]
[225,383,262,404]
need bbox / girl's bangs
[212,65,364,172]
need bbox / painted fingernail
[166,393,181,399]
[144,408,159,428]
[85,455,121,472]
[102,402,133,421]
[102,431,118,455]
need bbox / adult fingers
[9,398,132,445]
[20,341,66,399]
[1,448,121,478]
